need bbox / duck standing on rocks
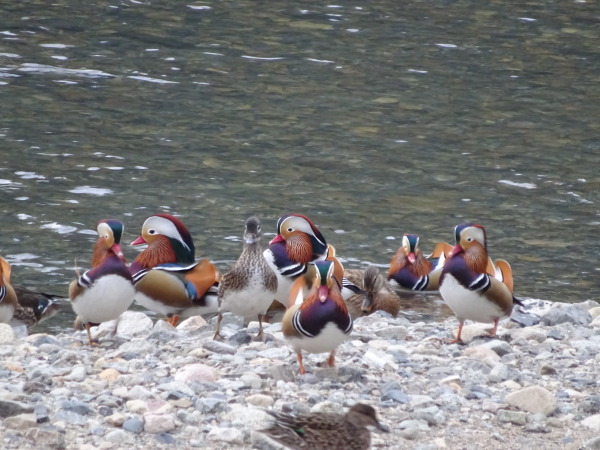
[388,234,452,291]
[69,219,135,345]
[130,214,221,326]
[344,265,401,319]
[12,285,62,327]
[0,256,18,324]
[263,214,328,309]
[257,403,389,450]
[214,216,277,341]
[439,223,519,344]
[282,260,353,375]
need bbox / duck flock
[0,213,521,449]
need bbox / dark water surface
[1,1,598,332]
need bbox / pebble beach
[1,298,600,449]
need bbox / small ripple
[40,222,78,234]
[498,180,537,189]
[68,186,113,196]
[17,63,114,78]
[127,75,178,84]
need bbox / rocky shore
[1,298,600,449]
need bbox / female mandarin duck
[388,234,452,291]
[130,214,221,326]
[0,256,18,324]
[68,220,135,345]
[214,216,277,341]
[439,223,519,344]
[12,285,61,327]
[344,265,401,319]
[282,260,353,375]
[263,214,328,307]
[258,403,389,450]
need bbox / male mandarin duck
[282,260,353,375]
[258,403,389,450]
[263,214,328,307]
[344,265,401,319]
[12,285,62,327]
[214,216,277,341]
[0,256,18,324]
[439,223,520,344]
[388,234,452,291]
[130,214,221,326]
[325,244,364,300]
[68,220,135,345]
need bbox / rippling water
[1,1,598,332]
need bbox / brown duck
[344,265,401,319]
[258,403,389,450]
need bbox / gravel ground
[1,298,600,449]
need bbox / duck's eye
[148,229,156,235]
[257,226,261,231]
[104,234,110,239]
[467,237,472,242]
[287,227,293,232]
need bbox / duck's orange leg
[448,321,465,344]
[167,315,180,327]
[297,353,306,375]
[489,318,499,337]
[327,351,336,367]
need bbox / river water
[1,1,598,332]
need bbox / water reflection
[0,1,598,333]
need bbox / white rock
[510,327,547,343]
[115,311,153,338]
[590,316,600,328]
[0,323,16,344]
[246,394,275,408]
[589,307,600,320]
[582,414,600,432]
[207,427,244,445]
[223,405,272,430]
[463,346,501,363]
[65,364,87,382]
[362,348,398,370]
[174,363,218,383]
[177,315,208,331]
[143,413,176,434]
[310,401,344,414]
[504,386,556,415]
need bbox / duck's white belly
[440,275,504,323]
[0,304,14,323]
[72,275,135,324]
[287,322,349,355]
[220,276,276,319]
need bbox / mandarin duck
[439,223,520,344]
[0,256,18,324]
[388,234,452,291]
[68,220,135,345]
[258,403,389,450]
[344,265,401,319]
[282,260,353,375]
[214,216,277,341]
[263,214,328,308]
[130,214,221,326]
[12,285,62,327]
[325,244,364,300]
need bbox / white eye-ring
[287,227,293,232]
[148,229,156,235]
